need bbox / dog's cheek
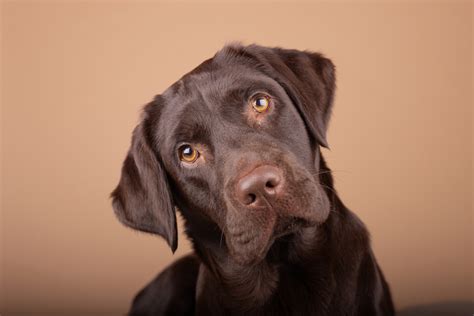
[279,169,331,224]
[297,185,331,224]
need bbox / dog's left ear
[111,98,177,252]
[240,45,336,148]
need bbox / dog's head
[111,44,336,265]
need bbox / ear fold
[111,100,177,252]
[232,45,336,148]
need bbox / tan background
[1,1,473,315]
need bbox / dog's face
[112,44,336,265]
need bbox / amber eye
[251,95,270,113]
[178,145,199,163]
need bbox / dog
[111,44,395,315]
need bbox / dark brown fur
[111,44,394,315]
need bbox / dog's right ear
[111,98,177,252]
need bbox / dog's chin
[226,225,275,266]
[227,214,328,266]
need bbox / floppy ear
[111,99,177,252]
[238,45,336,148]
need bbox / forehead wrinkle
[191,68,245,110]
[170,96,213,145]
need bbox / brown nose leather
[236,165,283,206]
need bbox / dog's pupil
[183,147,192,156]
[256,98,266,106]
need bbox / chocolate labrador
[111,44,395,315]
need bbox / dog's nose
[236,165,283,206]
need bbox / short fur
[111,44,394,316]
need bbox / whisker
[312,169,351,176]
[319,183,338,195]
[328,208,342,217]
[219,229,224,249]
[312,170,332,176]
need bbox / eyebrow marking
[172,106,212,145]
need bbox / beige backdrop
[1,1,473,315]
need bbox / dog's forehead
[158,60,278,127]
[165,64,265,108]
[154,55,285,152]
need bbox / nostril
[247,193,257,204]
[265,174,281,191]
[241,193,257,205]
[265,179,278,189]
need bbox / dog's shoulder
[129,254,200,316]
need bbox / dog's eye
[178,145,199,163]
[251,95,271,113]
